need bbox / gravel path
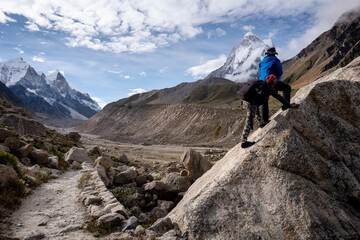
[8,170,95,240]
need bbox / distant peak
[244,32,255,37]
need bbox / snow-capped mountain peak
[0,57,30,86]
[0,57,101,121]
[207,32,272,82]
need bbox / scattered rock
[122,216,138,231]
[65,147,90,164]
[97,212,125,226]
[0,165,18,187]
[167,167,180,173]
[0,114,46,137]
[20,157,31,166]
[113,168,138,185]
[158,200,175,212]
[0,128,16,142]
[148,207,168,219]
[0,144,10,153]
[67,132,81,142]
[96,165,111,187]
[181,149,212,181]
[17,144,33,158]
[89,146,101,156]
[23,233,45,240]
[135,175,148,186]
[163,173,191,193]
[84,195,102,206]
[4,137,22,150]
[94,156,112,171]
[144,181,167,193]
[134,225,145,236]
[148,217,174,236]
[29,149,48,166]
[70,161,82,170]
[47,156,59,169]
[119,154,129,164]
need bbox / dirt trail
[7,170,95,240]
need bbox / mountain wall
[168,57,360,239]
[282,6,360,88]
[78,78,247,147]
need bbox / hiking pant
[241,102,261,143]
[262,81,291,122]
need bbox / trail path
[8,170,95,240]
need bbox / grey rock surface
[29,149,49,166]
[163,173,191,193]
[169,58,360,240]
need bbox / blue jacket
[259,55,283,81]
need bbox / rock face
[65,147,91,164]
[168,58,360,240]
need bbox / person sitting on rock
[259,47,292,126]
[238,74,299,148]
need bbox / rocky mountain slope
[78,77,247,147]
[0,81,24,108]
[0,57,100,125]
[282,6,360,88]
[207,32,271,82]
[168,57,360,239]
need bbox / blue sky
[0,0,358,108]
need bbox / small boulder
[20,157,31,166]
[163,173,191,193]
[148,207,168,219]
[122,216,138,231]
[97,213,125,226]
[144,181,167,193]
[71,161,82,170]
[157,200,175,212]
[181,149,212,181]
[29,149,49,166]
[47,156,59,169]
[0,128,16,142]
[134,225,145,236]
[96,165,111,187]
[4,137,21,151]
[113,168,138,185]
[84,195,102,206]
[119,154,129,164]
[0,144,10,153]
[148,217,174,236]
[135,175,148,186]
[67,132,81,142]
[65,147,90,164]
[17,144,33,158]
[0,165,18,188]
[94,156,112,171]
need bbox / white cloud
[13,47,24,54]
[207,28,227,39]
[159,67,168,74]
[25,21,40,31]
[187,54,227,79]
[0,0,346,53]
[32,56,45,62]
[91,97,107,109]
[243,25,255,31]
[108,70,121,74]
[283,0,360,59]
[128,88,146,96]
[139,72,147,76]
[124,75,131,79]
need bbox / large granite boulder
[169,58,360,239]
[29,149,49,166]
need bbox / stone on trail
[168,58,360,240]
[65,147,90,164]
[122,216,139,232]
[94,156,112,171]
[29,149,48,166]
[97,212,125,226]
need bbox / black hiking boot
[260,120,270,128]
[241,141,256,148]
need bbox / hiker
[259,47,291,125]
[238,74,299,148]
